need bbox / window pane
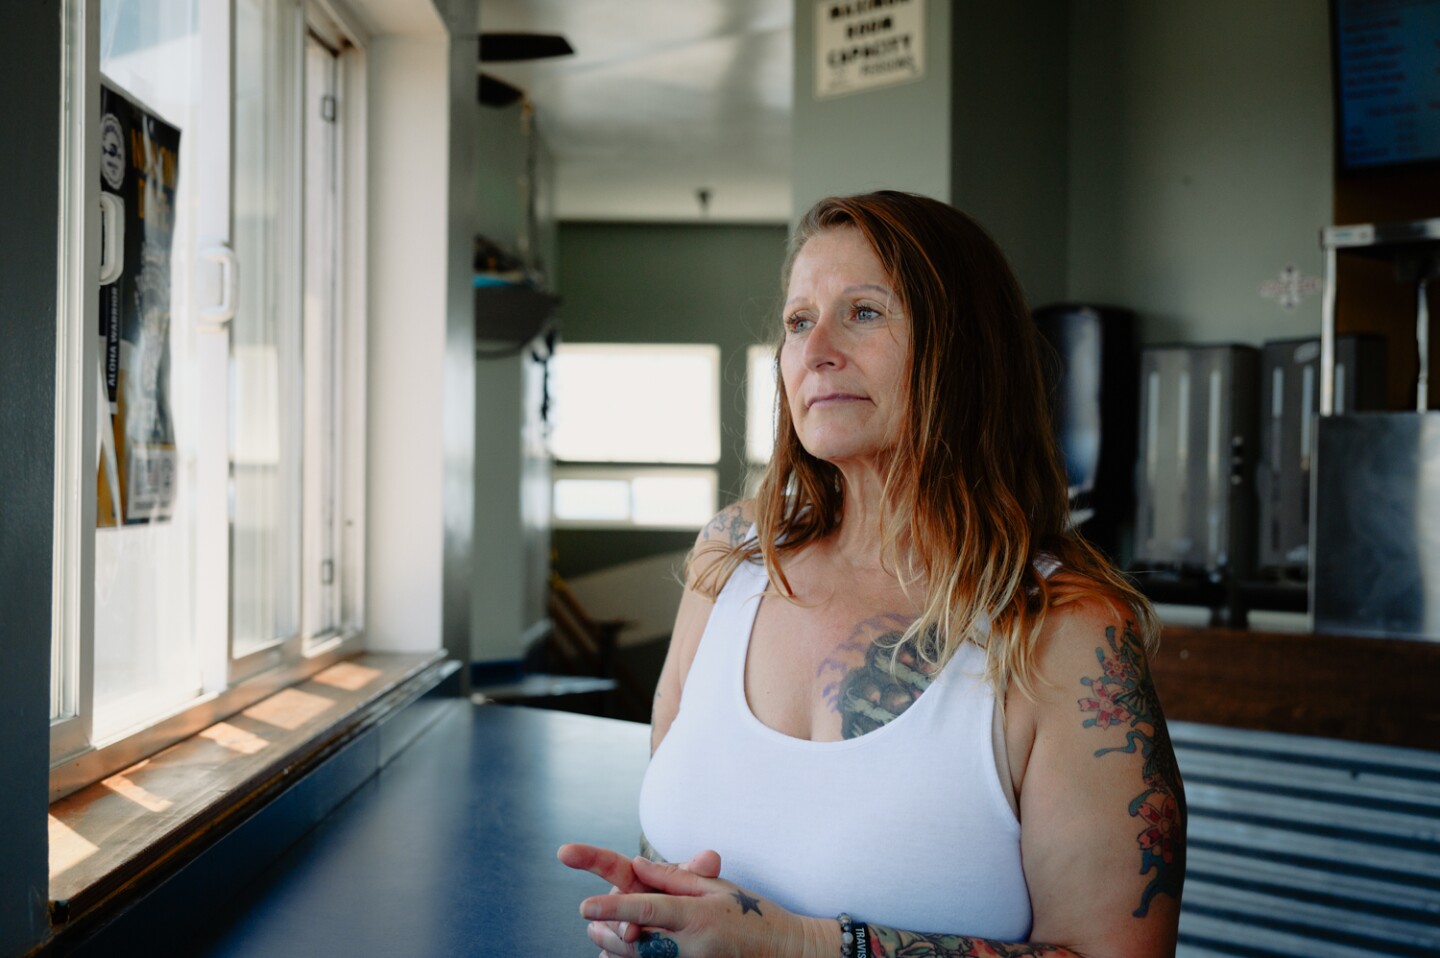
[552,468,717,529]
[92,0,205,739]
[631,474,716,527]
[554,479,631,522]
[746,344,778,463]
[232,0,302,660]
[550,345,721,463]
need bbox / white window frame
[302,19,342,650]
[299,3,367,652]
[50,0,102,762]
[226,0,308,685]
[49,0,369,802]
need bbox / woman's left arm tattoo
[1077,621,1187,917]
[865,927,1077,957]
[814,625,1181,958]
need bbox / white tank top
[639,555,1033,939]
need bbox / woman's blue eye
[786,314,813,332]
[855,305,881,321]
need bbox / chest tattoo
[816,613,938,739]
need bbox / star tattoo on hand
[731,890,764,916]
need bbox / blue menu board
[1334,0,1440,171]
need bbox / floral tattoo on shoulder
[1077,621,1186,918]
[703,504,752,547]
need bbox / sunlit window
[553,467,718,529]
[549,344,721,527]
[746,343,778,464]
[550,344,721,464]
[51,0,363,795]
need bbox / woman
[561,191,1185,958]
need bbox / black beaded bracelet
[836,913,869,958]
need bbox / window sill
[46,651,455,938]
[51,633,370,802]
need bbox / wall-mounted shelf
[474,282,559,350]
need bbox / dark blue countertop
[197,702,650,957]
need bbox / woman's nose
[804,314,844,369]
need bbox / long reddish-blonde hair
[695,191,1155,695]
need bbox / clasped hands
[558,843,823,957]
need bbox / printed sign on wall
[814,0,926,99]
[98,80,181,527]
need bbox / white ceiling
[479,0,794,222]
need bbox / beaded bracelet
[836,913,870,958]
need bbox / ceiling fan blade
[478,72,525,108]
[479,32,574,62]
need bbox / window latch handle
[199,244,238,330]
[98,192,125,286]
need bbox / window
[742,343,780,495]
[746,343,779,464]
[51,0,365,797]
[550,344,721,464]
[230,0,305,670]
[553,467,720,530]
[549,344,721,529]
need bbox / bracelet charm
[836,913,869,958]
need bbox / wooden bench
[1170,718,1440,956]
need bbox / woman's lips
[806,392,868,409]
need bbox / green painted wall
[791,0,1333,340]
[0,3,61,952]
[791,0,955,216]
[951,0,1070,308]
[551,222,789,578]
[792,0,1071,307]
[1067,0,1333,344]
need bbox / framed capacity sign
[814,0,926,99]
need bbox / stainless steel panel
[1257,336,1385,574]
[1312,412,1440,640]
[1258,339,1318,572]
[1134,345,1258,572]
